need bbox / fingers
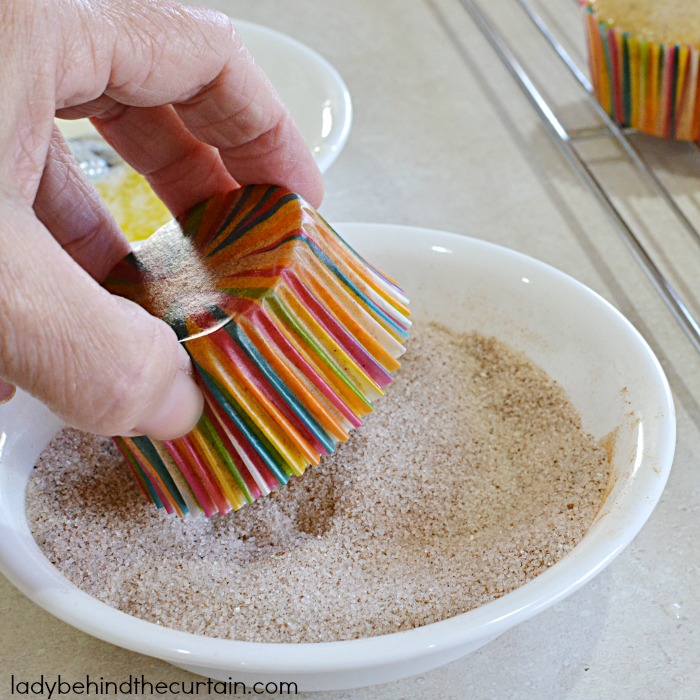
[0,197,203,438]
[1,0,322,439]
[32,125,131,282]
[91,104,239,217]
[53,0,323,208]
[0,381,15,405]
[177,90,325,208]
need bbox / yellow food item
[95,166,171,243]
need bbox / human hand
[0,0,323,439]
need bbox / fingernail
[0,382,16,405]
[129,369,204,440]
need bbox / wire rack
[459,0,700,355]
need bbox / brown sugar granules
[27,323,610,643]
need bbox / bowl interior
[346,225,675,540]
[0,224,675,689]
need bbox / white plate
[0,225,675,692]
[56,18,352,173]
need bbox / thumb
[0,202,203,438]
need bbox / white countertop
[2,0,698,697]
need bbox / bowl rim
[0,224,676,674]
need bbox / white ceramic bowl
[0,225,675,692]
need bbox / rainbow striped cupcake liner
[105,185,410,517]
[581,1,700,140]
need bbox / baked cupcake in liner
[105,185,410,517]
[581,0,700,140]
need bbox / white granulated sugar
[27,323,609,643]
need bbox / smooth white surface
[55,18,352,174]
[0,225,675,692]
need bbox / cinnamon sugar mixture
[27,323,609,643]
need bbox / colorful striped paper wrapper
[581,1,700,140]
[105,185,410,517]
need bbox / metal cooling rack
[459,0,700,355]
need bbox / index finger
[55,0,323,208]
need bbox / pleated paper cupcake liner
[105,185,410,517]
[582,1,700,140]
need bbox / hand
[0,0,323,439]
